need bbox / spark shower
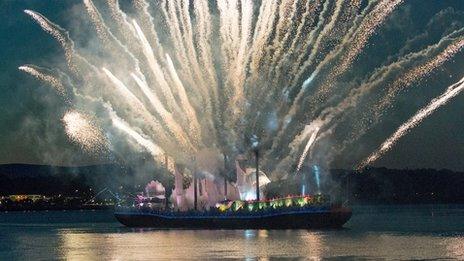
[20,0,464,180]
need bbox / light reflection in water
[58,229,324,260]
[446,237,464,258]
[244,229,255,239]
[303,232,323,259]
[3,206,464,260]
[56,228,464,260]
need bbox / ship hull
[114,207,352,229]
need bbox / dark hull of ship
[114,207,352,229]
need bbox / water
[0,205,463,260]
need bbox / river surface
[0,205,463,260]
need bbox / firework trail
[264,0,300,71]
[227,0,241,56]
[312,36,464,141]
[193,0,218,90]
[218,0,246,116]
[244,0,295,116]
[83,0,153,95]
[130,72,196,151]
[101,68,179,151]
[275,0,321,74]
[218,0,240,66]
[265,0,341,150]
[191,0,220,140]
[83,0,110,42]
[285,0,333,84]
[24,10,78,74]
[107,0,132,36]
[293,33,463,167]
[358,76,464,169]
[62,110,108,154]
[236,0,254,69]
[270,120,324,178]
[259,0,307,103]
[164,0,203,89]
[24,0,462,182]
[168,1,217,145]
[378,38,464,114]
[312,0,404,95]
[335,0,405,76]
[296,127,321,173]
[226,0,254,113]
[102,68,145,109]
[160,0,189,74]
[177,0,208,88]
[337,35,464,153]
[289,0,345,87]
[106,0,145,57]
[283,0,392,107]
[293,0,376,91]
[161,0,213,119]
[131,20,179,112]
[19,65,66,97]
[291,0,364,89]
[269,0,403,156]
[284,0,365,89]
[236,0,254,71]
[132,0,164,59]
[165,54,203,144]
[109,110,165,160]
[249,1,279,77]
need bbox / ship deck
[114,206,352,229]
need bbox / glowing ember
[62,110,108,154]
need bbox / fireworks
[62,110,108,154]
[337,0,405,75]
[109,111,164,161]
[20,0,464,178]
[378,38,464,114]
[23,10,77,73]
[358,76,464,169]
[296,127,320,174]
[18,65,65,97]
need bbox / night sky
[1,0,464,170]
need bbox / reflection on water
[57,229,464,260]
[57,229,325,260]
[0,205,463,260]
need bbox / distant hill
[0,164,134,196]
[334,167,464,204]
[266,167,464,204]
[1,164,464,204]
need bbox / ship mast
[193,156,198,211]
[193,172,198,210]
[223,153,228,199]
[251,135,260,201]
[254,149,260,201]
[164,153,169,210]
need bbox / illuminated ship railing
[116,194,332,216]
[215,194,330,213]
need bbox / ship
[114,195,352,229]
[114,151,352,229]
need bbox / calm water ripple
[0,205,463,260]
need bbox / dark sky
[1,1,464,170]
